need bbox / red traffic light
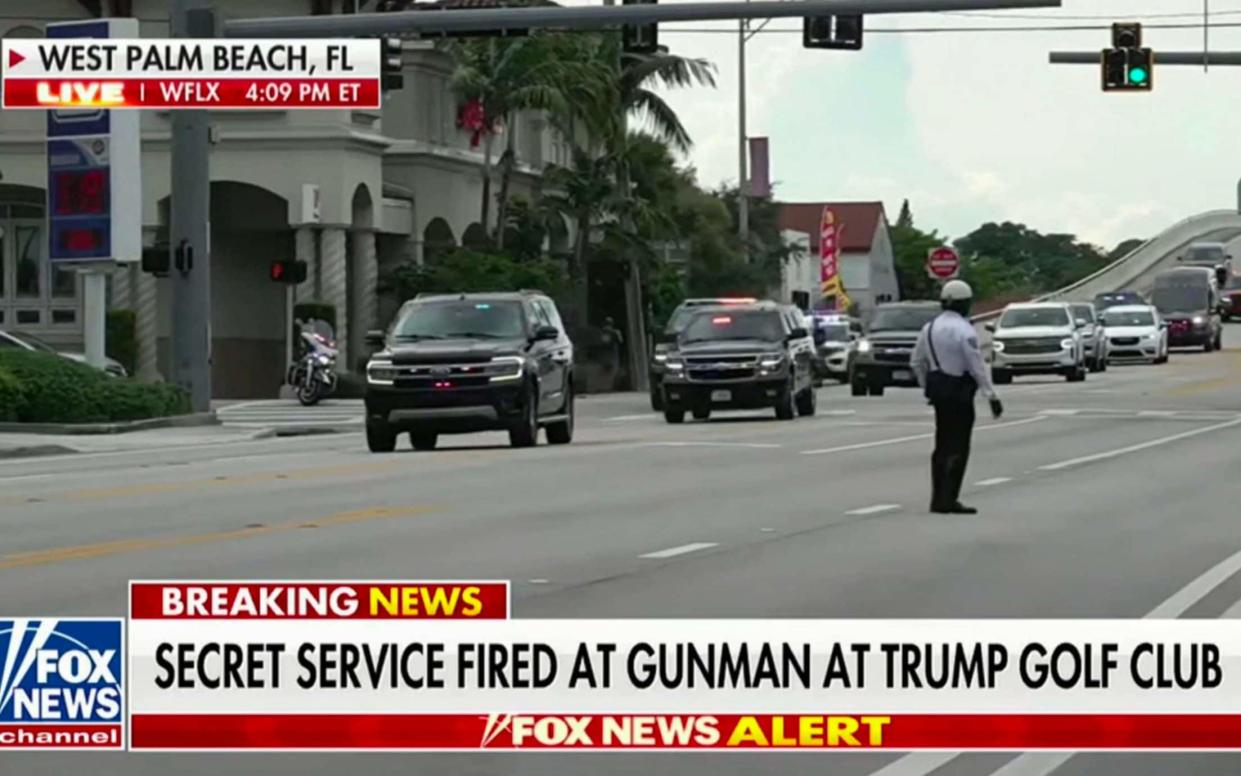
[270,260,307,284]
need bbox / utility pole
[169,0,215,412]
[737,10,749,261]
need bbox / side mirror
[365,329,385,348]
[788,327,809,340]
[984,323,996,333]
[533,325,559,341]
[1159,320,1170,329]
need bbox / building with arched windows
[0,0,575,397]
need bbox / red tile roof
[779,202,887,253]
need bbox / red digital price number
[54,169,107,215]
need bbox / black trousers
[931,399,975,509]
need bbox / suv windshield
[392,299,526,340]
[1185,246,1226,263]
[1152,286,1209,314]
[868,307,939,332]
[1103,310,1155,327]
[681,310,784,343]
[817,324,849,341]
[999,307,1070,328]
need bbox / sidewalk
[0,425,274,460]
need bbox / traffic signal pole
[170,0,215,412]
[1051,51,1241,65]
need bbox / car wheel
[868,383,886,397]
[775,383,796,420]
[1088,353,1102,373]
[836,372,850,385]
[546,383,574,445]
[992,369,1012,385]
[508,385,539,448]
[664,406,685,424]
[850,379,867,397]
[1099,354,1108,372]
[692,406,711,421]
[297,381,321,406]
[1215,331,1223,350]
[1204,337,1215,353]
[796,385,817,417]
[649,384,664,412]
[366,424,396,453]
[410,432,438,451]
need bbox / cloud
[596,0,1241,249]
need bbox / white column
[134,268,161,381]
[350,228,378,369]
[82,271,108,368]
[319,226,349,369]
[293,226,318,305]
[112,264,133,310]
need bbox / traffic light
[270,260,308,284]
[622,0,658,55]
[803,14,863,50]
[1102,22,1152,92]
[141,242,169,276]
[381,36,404,91]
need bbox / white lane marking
[845,504,901,516]
[822,410,857,416]
[866,753,961,776]
[1039,418,1241,472]
[1137,410,1175,417]
[643,441,782,449]
[606,414,653,422]
[801,416,1044,456]
[1038,409,1080,416]
[527,579,550,585]
[639,542,718,559]
[887,546,1241,776]
[975,477,1012,487]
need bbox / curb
[0,412,219,436]
[0,445,79,460]
[273,426,347,437]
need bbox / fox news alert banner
[127,582,1241,752]
[0,39,381,110]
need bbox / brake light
[719,298,756,304]
[712,316,732,324]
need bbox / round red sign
[927,246,960,279]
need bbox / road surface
[3,331,1241,775]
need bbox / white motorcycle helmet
[940,279,974,302]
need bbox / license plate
[711,390,731,402]
[893,370,912,381]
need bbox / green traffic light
[1129,67,1148,84]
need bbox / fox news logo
[0,619,123,735]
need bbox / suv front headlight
[759,354,785,369]
[367,359,397,385]
[856,338,872,354]
[665,357,685,372]
[487,356,524,382]
[991,340,1005,353]
[1060,338,1075,349]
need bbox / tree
[1109,237,1145,260]
[954,221,1109,297]
[448,34,593,243]
[890,222,945,301]
[896,199,913,229]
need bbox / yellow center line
[0,505,437,570]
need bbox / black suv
[850,301,941,397]
[649,297,757,410]
[660,302,817,423]
[363,291,574,452]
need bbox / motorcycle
[287,319,339,406]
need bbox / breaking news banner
[0,39,380,110]
[124,582,1241,753]
[0,618,124,751]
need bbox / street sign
[927,246,961,279]
[44,19,141,266]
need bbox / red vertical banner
[819,207,851,311]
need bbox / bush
[0,367,25,422]
[0,350,190,424]
[106,309,138,376]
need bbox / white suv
[986,302,1087,384]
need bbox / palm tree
[448,35,594,242]
[616,47,716,153]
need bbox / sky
[578,0,1241,249]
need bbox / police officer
[911,280,1003,514]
